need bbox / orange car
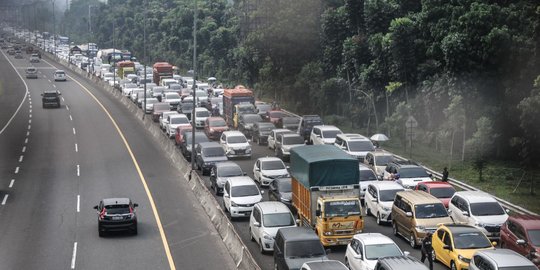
[204,117,229,140]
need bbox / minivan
[249,201,297,253]
[392,190,453,248]
[273,227,328,270]
[374,256,429,270]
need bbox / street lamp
[190,0,198,171]
[142,0,147,120]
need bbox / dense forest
[59,0,539,171]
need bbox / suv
[273,227,328,270]
[180,131,209,160]
[209,161,245,195]
[193,107,210,128]
[358,163,379,202]
[365,181,404,225]
[29,53,40,63]
[41,90,61,108]
[415,181,455,208]
[252,121,276,145]
[392,190,453,248]
[500,214,540,266]
[220,131,251,159]
[238,113,263,138]
[26,67,38,79]
[249,201,297,253]
[93,198,138,236]
[310,125,343,145]
[448,191,509,241]
[195,142,227,175]
[345,233,408,270]
[297,115,323,142]
[364,151,395,179]
[334,134,374,162]
[54,69,66,81]
[268,129,293,151]
[223,176,263,219]
[252,157,289,186]
[383,160,433,189]
[470,249,537,270]
[275,133,305,161]
[277,116,300,131]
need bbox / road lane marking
[48,79,51,83]
[72,128,76,135]
[61,97,65,102]
[22,146,26,152]
[14,167,19,174]
[28,124,31,130]
[66,105,70,110]
[29,114,32,118]
[76,165,80,176]
[28,119,31,124]
[53,62,177,270]
[26,131,30,136]
[69,115,73,121]
[9,179,14,188]
[75,143,78,152]
[19,155,23,162]
[53,84,57,88]
[29,109,32,113]
[0,50,29,135]
[1,195,8,205]
[70,242,77,269]
[77,195,80,212]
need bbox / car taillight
[99,208,106,219]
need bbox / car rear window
[105,204,130,214]
[285,240,325,258]
[283,136,304,145]
[359,169,377,181]
[429,187,455,199]
[43,92,58,97]
[203,147,225,157]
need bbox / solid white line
[66,105,70,110]
[61,97,65,101]
[75,143,78,152]
[0,50,29,135]
[69,115,73,121]
[71,242,77,269]
[1,195,8,205]
[22,146,26,152]
[9,179,14,188]
[72,128,76,135]
[14,167,19,174]
[77,165,80,176]
[19,155,23,162]
[77,195,80,212]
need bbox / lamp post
[52,0,56,58]
[190,0,198,171]
[112,19,116,89]
[142,0,147,120]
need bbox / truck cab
[315,195,363,246]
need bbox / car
[268,129,293,150]
[179,101,194,121]
[256,103,272,120]
[151,86,166,100]
[310,125,343,145]
[162,92,182,110]
[275,133,305,161]
[364,151,395,179]
[174,125,193,146]
[165,114,191,138]
[277,116,300,131]
[159,111,179,130]
[266,110,286,125]
[273,227,329,270]
[268,178,293,209]
[432,224,496,270]
[301,260,348,270]
[297,115,324,142]
[500,214,540,266]
[25,67,38,79]
[470,248,538,270]
[252,121,276,145]
[130,89,144,103]
[93,198,138,237]
[194,89,209,107]
[195,142,228,175]
[448,191,509,241]
[365,182,404,225]
[358,163,379,202]
[415,181,456,208]
[344,233,409,270]
[238,113,263,138]
[204,116,228,140]
[152,102,170,122]
[29,53,39,63]
[223,176,263,219]
[136,91,152,107]
[209,161,245,195]
[143,97,159,113]
[220,131,252,159]
[53,69,66,81]
[334,133,375,162]
[249,201,297,253]
[122,83,139,96]
[253,157,290,187]
[374,256,429,270]
[180,131,210,160]
[14,51,23,58]
[383,160,433,189]
[193,107,210,128]
[41,90,61,108]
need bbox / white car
[358,163,379,201]
[223,176,263,218]
[267,129,292,150]
[193,107,210,128]
[54,70,66,81]
[160,111,179,130]
[144,98,159,114]
[448,191,509,240]
[220,131,251,159]
[344,233,408,270]
[102,72,114,82]
[275,133,305,161]
[194,90,208,107]
[249,201,296,253]
[310,125,342,145]
[165,114,191,138]
[122,83,139,96]
[252,157,289,187]
[162,92,181,110]
[364,182,404,225]
[334,133,375,162]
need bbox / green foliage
[466,117,498,181]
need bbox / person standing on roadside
[442,167,449,182]
[421,232,434,270]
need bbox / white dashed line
[1,195,8,205]
[29,109,32,113]
[72,128,76,135]
[14,167,19,174]
[24,138,28,144]
[75,143,78,152]
[9,179,14,188]
[53,84,57,88]
[66,105,70,110]
[19,155,23,162]
[26,131,29,136]
[61,97,65,102]
[29,114,32,118]
[28,124,31,130]
[69,115,73,121]
[77,195,80,212]
[28,119,31,124]
[76,165,80,176]
[48,79,51,83]
[71,242,78,269]
[22,146,26,153]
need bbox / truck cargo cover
[290,145,359,187]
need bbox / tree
[517,75,540,171]
[443,95,465,168]
[466,117,498,182]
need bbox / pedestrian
[442,167,449,182]
[421,232,434,270]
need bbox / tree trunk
[461,120,466,161]
[385,91,390,137]
[449,131,455,170]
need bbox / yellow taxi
[432,224,495,270]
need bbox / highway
[0,50,235,270]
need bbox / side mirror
[462,210,470,217]
[223,194,229,198]
[243,172,247,176]
[316,209,321,217]
[353,253,362,260]
[93,205,98,210]
[517,239,527,245]
[286,166,290,170]
[429,173,433,178]
[443,245,452,251]
[505,208,510,213]
[295,219,301,225]
[406,212,413,217]
[133,203,139,207]
[253,221,261,227]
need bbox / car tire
[98,228,105,237]
[366,206,371,216]
[432,249,437,262]
[451,261,457,270]
[132,224,138,235]
[393,222,399,236]
[409,233,417,248]
[376,212,382,225]
[259,239,265,254]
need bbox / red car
[152,102,170,122]
[266,110,285,125]
[415,181,455,208]
[501,214,540,266]
[175,125,193,145]
[204,117,228,140]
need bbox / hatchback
[345,233,408,270]
[54,70,67,81]
[223,176,263,219]
[253,157,290,187]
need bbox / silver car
[470,249,537,270]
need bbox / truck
[290,145,364,246]
[117,61,136,79]
[152,62,173,86]
[222,85,255,128]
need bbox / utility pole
[52,0,56,58]
[113,19,116,89]
[190,0,198,171]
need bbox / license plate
[339,240,349,245]
[112,216,123,220]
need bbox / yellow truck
[290,145,364,246]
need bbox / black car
[209,162,245,195]
[238,113,263,138]
[297,115,323,142]
[180,131,210,160]
[195,142,228,175]
[277,116,300,131]
[93,198,138,237]
[41,90,61,108]
[252,122,275,145]
[256,103,271,120]
[269,178,293,209]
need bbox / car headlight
[474,222,485,227]
[416,225,425,231]
[280,198,291,202]
[210,128,215,133]
[263,233,273,240]
[246,147,251,154]
[381,206,390,211]
[458,255,471,263]
[323,232,333,236]
[230,201,238,207]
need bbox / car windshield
[227,136,247,143]
[348,141,375,151]
[231,185,259,197]
[146,99,158,104]
[196,110,210,117]
[165,93,179,99]
[262,160,285,170]
[277,180,292,192]
[430,187,455,198]
[218,166,243,177]
[243,115,261,123]
[269,111,283,118]
[365,243,403,260]
[257,104,271,112]
[286,240,325,258]
[182,103,193,110]
[324,200,361,217]
[186,134,209,145]
[105,204,130,214]
[379,189,402,202]
[283,136,304,145]
[399,167,429,178]
[258,124,274,131]
[170,117,189,124]
[203,147,225,157]
[210,119,226,127]
[359,169,377,181]
[322,130,341,138]
[415,203,448,218]
[528,230,540,246]
[263,213,294,228]
[470,202,506,216]
[453,232,492,249]
[154,104,169,110]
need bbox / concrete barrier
[45,54,261,270]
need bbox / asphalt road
[0,49,235,270]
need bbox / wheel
[259,239,265,254]
[376,213,382,225]
[249,228,255,242]
[345,258,350,269]
[409,233,417,248]
[451,261,457,270]
[432,249,437,262]
[274,263,278,270]
[393,222,399,236]
[132,224,138,235]
[366,206,371,216]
